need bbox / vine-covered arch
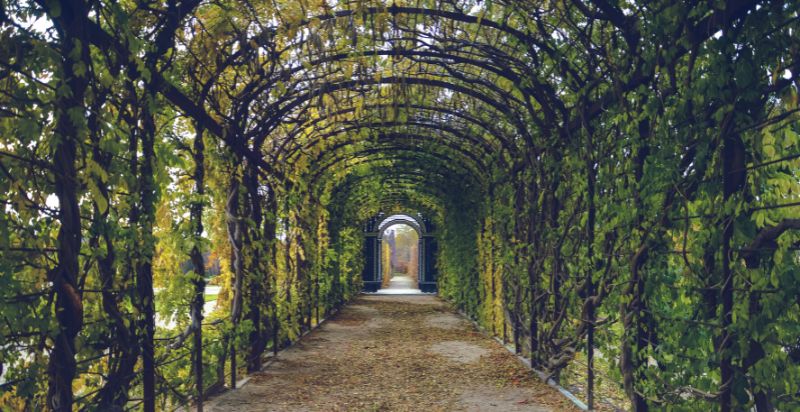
[1,1,799,411]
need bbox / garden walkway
[205,295,579,411]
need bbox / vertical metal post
[376,238,382,285]
[586,127,596,411]
[194,324,203,412]
[230,345,236,389]
[418,238,424,285]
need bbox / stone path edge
[452,306,590,411]
[181,306,342,411]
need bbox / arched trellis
[361,213,437,292]
[3,2,799,412]
[275,103,519,164]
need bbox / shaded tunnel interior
[0,1,799,411]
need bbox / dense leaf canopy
[1,0,799,411]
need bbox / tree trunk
[719,132,746,411]
[46,1,89,409]
[245,163,266,372]
[226,166,244,387]
[90,90,139,409]
[136,92,159,412]
[190,125,207,410]
[621,126,651,412]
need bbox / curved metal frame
[376,214,425,239]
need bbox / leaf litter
[206,295,581,411]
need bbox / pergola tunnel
[1,0,800,411]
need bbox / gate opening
[380,223,420,292]
[362,213,437,293]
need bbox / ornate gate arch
[362,213,437,292]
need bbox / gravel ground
[205,295,580,411]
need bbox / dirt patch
[361,294,444,305]
[347,304,380,314]
[363,317,387,329]
[424,313,466,330]
[429,340,489,364]
[329,318,365,326]
[457,385,554,411]
[205,295,580,412]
